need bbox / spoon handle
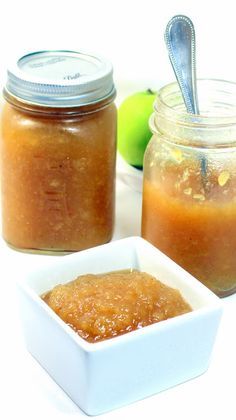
[165,15,199,114]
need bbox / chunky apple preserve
[142,80,236,297]
[42,270,192,343]
[142,162,236,297]
[1,50,116,253]
[1,100,116,252]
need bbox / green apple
[117,89,156,168]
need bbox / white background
[1,1,236,420]
[1,0,236,99]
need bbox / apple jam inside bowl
[42,270,192,343]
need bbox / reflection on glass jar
[142,79,236,297]
[1,51,117,253]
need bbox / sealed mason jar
[1,50,117,253]
[142,79,236,297]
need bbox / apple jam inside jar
[1,51,117,253]
[142,80,236,297]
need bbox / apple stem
[147,88,155,95]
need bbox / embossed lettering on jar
[1,50,117,253]
[142,79,236,297]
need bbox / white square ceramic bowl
[16,237,222,416]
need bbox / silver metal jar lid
[5,50,116,107]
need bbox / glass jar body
[142,79,236,297]
[1,94,117,253]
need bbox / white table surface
[0,159,235,420]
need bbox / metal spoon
[164,15,207,179]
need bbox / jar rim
[155,78,236,126]
[3,87,116,117]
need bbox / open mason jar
[1,51,117,254]
[142,79,236,297]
